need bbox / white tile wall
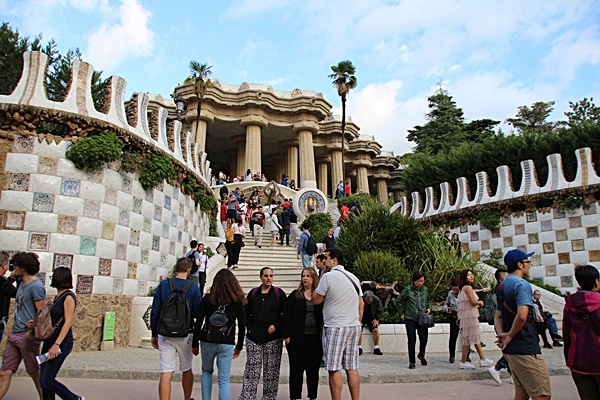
[0,191,34,211]
[29,174,62,194]
[79,181,106,201]
[76,217,103,238]
[48,233,80,254]
[53,196,84,216]
[72,255,100,276]
[92,275,114,294]
[5,153,39,173]
[95,239,117,259]
[24,213,58,232]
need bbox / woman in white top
[267,208,282,249]
[230,217,246,269]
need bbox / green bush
[139,154,175,190]
[36,121,68,136]
[66,131,123,171]
[121,150,142,173]
[304,212,333,244]
[477,207,502,231]
[337,191,373,210]
[353,251,411,286]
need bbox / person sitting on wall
[358,291,384,356]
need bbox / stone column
[318,162,329,196]
[244,124,262,176]
[356,166,369,194]
[297,129,317,189]
[192,119,208,152]
[376,178,388,204]
[273,156,286,184]
[286,145,299,185]
[330,150,343,197]
[233,136,246,178]
[226,149,238,179]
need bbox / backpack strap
[250,286,280,301]
[181,280,193,295]
[498,282,533,323]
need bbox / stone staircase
[231,226,303,295]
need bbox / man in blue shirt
[151,258,202,400]
[297,223,313,269]
[494,249,551,400]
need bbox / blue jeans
[40,342,79,400]
[201,342,234,400]
[301,254,313,269]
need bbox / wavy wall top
[390,148,600,219]
[0,51,211,189]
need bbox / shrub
[139,154,175,190]
[476,208,502,231]
[66,131,123,171]
[36,121,68,136]
[304,212,333,244]
[353,251,411,286]
[121,150,142,173]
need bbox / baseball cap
[504,249,535,272]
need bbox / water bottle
[36,348,62,364]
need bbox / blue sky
[1,0,599,156]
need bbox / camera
[8,260,14,272]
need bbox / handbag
[413,287,434,328]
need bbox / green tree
[0,22,41,95]
[183,61,213,142]
[565,97,600,127]
[46,46,80,101]
[505,101,563,134]
[328,60,357,185]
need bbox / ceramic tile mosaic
[501,215,511,226]
[53,253,73,270]
[152,235,160,251]
[0,211,6,230]
[173,187,179,200]
[133,197,142,214]
[460,224,467,233]
[503,236,513,247]
[83,200,100,218]
[490,228,500,238]
[76,275,94,294]
[9,173,30,191]
[540,220,553,232]
[127,261,137,279]
[13,135,35,153]
[113,278,124,294]
[141,249,149,264]
[116,243,127,260]
[80,236,97,256]
[162,224,169,238]
[60,178,81,197]
[32,193,54,212]
[164,195,171,210]
[57,215,77,234]
[553,209,566,219]
[587,227,599,238]
[558,252,571,264]
[146,190,154,202]
[584,202,597,215]
[171,214,177,227]
[560,275,573,287]
[85,169,103,184]
[546,265,556,276]
[143,218,151,233]
[160,252,167,267]
[526,212,537,222]
[105,189,117,205]
[5,212,25,230]
[130,229,140,246]
[184,221,188,233]
[590,250,600,262]
[470,231,479,241]
[99,258,112,275]
[179,203,184,217]
[122,178,132,194]
[512,224,524,235]
[37,272,46,285]
[169,241,176,255]
[38,157,58,175]
[137,280,147,296]
[154,205,162,221]
[29,232,49,251]
[543,242,555,254]
[569,216,582,228]
[572,239,585,251]
[119,209,130,226]
[177,231,182,243]
[530,254,541,266]
[528,233,539,244]
[556,229,569,241]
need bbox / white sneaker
[488,366,502,385]
[459,362,476,369]
[479,358,494,367]
[509,375,514,384]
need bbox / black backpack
[199,305,232,343]
[304,233,318,255]
[187,251,199,274]
[157,279,193,337]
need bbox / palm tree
[183,61,213,142]
[328,60,357,188]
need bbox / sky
[1,0,599,157]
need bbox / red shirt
[220,203,227,222]
[345,183,351,195]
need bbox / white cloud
[85,0,154,70]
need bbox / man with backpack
[297,222,317,269]
[150,258,202,400]
[185,241,208,295]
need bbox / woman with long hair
[457,269,493,369]
[193,269,246,400]
[230,217,245,269]
[39,267,85,400]
[266,208,282,249]
[396,271,431,369]
[283,268,323,400]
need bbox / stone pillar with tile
[294,122,319,189]
[241,117,267,178]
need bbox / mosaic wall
[452,204,600,293]
[0,135,209,296]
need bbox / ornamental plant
[139,154,175,191]
[66,131,123,171]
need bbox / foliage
[121,150,142,173]
[0,22,41,95]
[139,154,176,191]
[565,97,600,127]
[66,132,123,171]
[505,101,563,134]
[91,70,110,111]
[353,251,411,286]
[476,208,502,231]
[304,212,333,244]
[205,246,214,258]
[183,60,213,140]
[328,60,357,98]
[557,195,588,213]
[182,177,200,196]
[337,191,373,210]
[36,121,68,136]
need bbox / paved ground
[7,345,579,398]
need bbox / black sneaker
[449,357,455,364]
[373,348,383,355]
[543,343,553,349]
[553,340,563,347]
[358,348,363,356]
[553,334,563,340]
[418,356,427,366]
[409,363,416,369]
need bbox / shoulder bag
[412,286,434,328]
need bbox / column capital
[292,120,319,134]
[240,115,268,129]
[280,139,299,148]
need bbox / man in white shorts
[150,258,202,400]
[313,248,363,400]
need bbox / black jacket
[245,286,286,344]
[0,276,17,319]
[282,290,324,351]
[192,295,246,350]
